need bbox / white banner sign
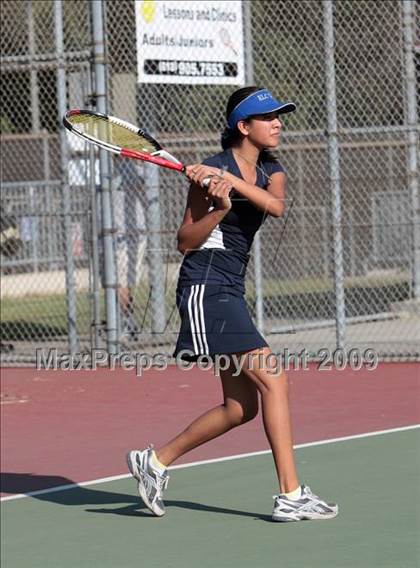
[135,0,244,84]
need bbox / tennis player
[127,86,338,522]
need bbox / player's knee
[225,400,258,426]
[241,402,259,424]
[258,370,289,396]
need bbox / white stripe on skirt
[187,284,209,355]
[187,286,199,354]
[197,284,209,354]
[192,285,204,354]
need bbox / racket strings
[68,114,159,154]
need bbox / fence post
[323,0,346,349]
[138,84,166,336]
[27,0,40,133]
[144,155,166,335]
[54,0,78,354]
[402,0,420,300]
[89,144,102,350]
[82,65,102,350]
[243,0,264,334]
[91,0,119,355]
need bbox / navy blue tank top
[178,148,285,290]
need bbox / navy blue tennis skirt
[173,284,267,361]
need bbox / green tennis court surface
[2,428,419,568]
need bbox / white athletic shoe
[272,485,338,522]
[126,445,169,517]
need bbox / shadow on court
[2,472,269,520]
[85,500,270,521]
[2,472,71,494]
[1,473,137,506]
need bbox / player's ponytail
[220,126,236,150]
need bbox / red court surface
[1,362,419,497]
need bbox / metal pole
[27,0,40,133]
[253,227,264,332]
[42,131,54,269]
[29,185,39,272]
[136,81,166,334]
[402,0,420,299]
[144,158,166,334]
[91,0,118,354]
[243,0,254,82]
[243,0,264,333]
[89,147,101,349]
[54,0,78,354]
[323,0,346,349]
[82,60,102,350]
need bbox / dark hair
[221,86,277,162]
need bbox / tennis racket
[63,109,209,183]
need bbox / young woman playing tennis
[127,86,338,522]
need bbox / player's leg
[116,242,132,333]
[118,285,133,317]
[125,238,146,334]
[127,363,258,515]
[240,347,338,521]
[154,363,258,466]
[117,239,143,337]
[238,347,299,494]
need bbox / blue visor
[227,89,296,130]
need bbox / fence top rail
[1,180,61,189]
[158,124,413,145]
[1,125,412,146]
[1,50,91,64]
[1,132,57,142]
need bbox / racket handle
[202,176,211,188]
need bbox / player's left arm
[188,165,286,218]
[221,171,286,218]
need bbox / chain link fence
[1,0,419,364]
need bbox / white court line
[2,423,419,503]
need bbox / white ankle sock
[150,451,167,473]
[284,486,301,500]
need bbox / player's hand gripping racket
[63,109,210,185]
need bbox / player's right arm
[177,177,232,255]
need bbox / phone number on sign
[144,59,238,77]
[161,60,224,77]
